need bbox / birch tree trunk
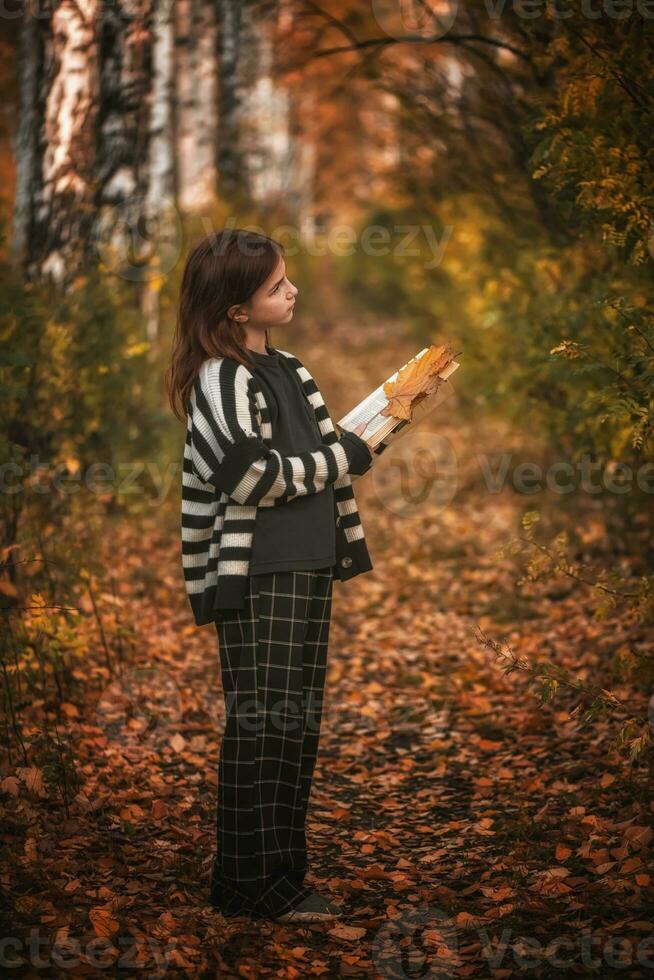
[16,0,100,286]
[174,0,218,213]
[285,95,316,234]
[11,2,40,264]
[242,25,289,206]
[147,0,176,214]
[94,0,155,282]
[239,0,316,230]
[143,0,177,342]
[216,0,260,203]
[245,43,316,230]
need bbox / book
[336,346,460,458]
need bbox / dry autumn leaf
[480,883,516,901]
[169,733,186,753]
[89,908,120,938]
[381,344,457,422]
[624,826,653,847]
[151,799,169,820]
[17,767,45,796]
[620,857,644,873]
[327,925,367,942]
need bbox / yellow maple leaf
[382,344,458,422]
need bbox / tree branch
[310,32,531,64]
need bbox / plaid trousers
[210,567,334,919]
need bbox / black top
[246,345,336,575]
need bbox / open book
[336,347,460,455]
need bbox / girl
[167,229,375,924]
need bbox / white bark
[93,0,157,285]
[146,0,176,216]
[242,29,291,203]
[174,0,218,212]
[240,2,316,228]
[37,0,100,284]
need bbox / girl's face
[235,255,298,330]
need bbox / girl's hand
[340,420,373,476]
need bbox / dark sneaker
[273,891,343,923]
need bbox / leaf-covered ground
[3,319,653,978]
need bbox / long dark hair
[166,228,284,422]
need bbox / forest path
[16,316,650,979]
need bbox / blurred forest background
[1,0,653,975]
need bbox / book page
[339,386,394,436]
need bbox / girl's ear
[227,304,246,323]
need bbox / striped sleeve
[190,357,364,507]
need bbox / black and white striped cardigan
[181,348,374,626]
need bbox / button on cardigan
[181,348,374,626]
